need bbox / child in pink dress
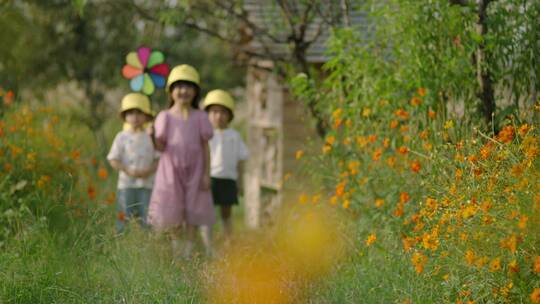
[147,64,215,257]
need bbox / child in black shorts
[203,90,248,240]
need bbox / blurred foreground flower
[207,204,348,303]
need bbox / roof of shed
[243,1,367,63]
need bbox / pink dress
[147,110,215,230]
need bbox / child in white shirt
[203,90,248,239]
[107,93,158,232]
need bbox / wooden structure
[241,2,363,228]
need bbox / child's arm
[148,125,166,152]
[200,140,211,191]
[138,159,159,178]
[108,159,137,177]
[237,160,245,195]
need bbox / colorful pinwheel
[122,46,170,95]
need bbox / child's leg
[169,226,183,259]
[199,225,213,256]
[136,188,152,228]
[116,189,134,233]
[183,224,196,258]
[220,205,233,237]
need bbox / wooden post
[244,61,284,228]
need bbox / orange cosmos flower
[105,192,116,205]
[375,199,384,208]
[531,288,540,303]
[372,148,383,161]
[417,87,426,97]
[117,211,126,222]
[518,124,531,137]
[3,90,14,105]
[333,118,342,129]
[87,185,96,200]
[402,237,415,252]
[410,160,421,173]
[397,146,409,155]
[335,181,346,197]
[395,109,409,119]
[98,167,108,180]
[390,120,399,129]
[411,252,427,274]
[479,146,491,160]
[497,125,514,143]
[365,234,377,246]
[393,203,404,217]
[410,97,422,106]
[428,110,436,119]
[400,192,410,204]
[386,157,396,167]
[419,130,429,140]
[70,150,81,161]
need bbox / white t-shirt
[209,128,249,180]
[107,130,159,189]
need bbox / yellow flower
[365,234,377,246]
[295,150,304,160]
[342,199,350,209]
[508,260,519,274]
[489,257,501,272]
[465,250,475,265]
[332,108,343,119]
[533,256,540,274]
[444,120,454,129]
[36,175,51,189]
[462,204,477,219]
[425,198,437,210]
[375,199,384,208]
[362,108,371,117]
[322,145,332,154]
[517,215,528,229]
[325,135,336,145]
[298,193,308,204]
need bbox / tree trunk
[476,0,496,127]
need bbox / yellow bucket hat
[203,89,235,119]
[120,93,153,118]
[166,64,200,92]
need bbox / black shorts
[211,177,238,206]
